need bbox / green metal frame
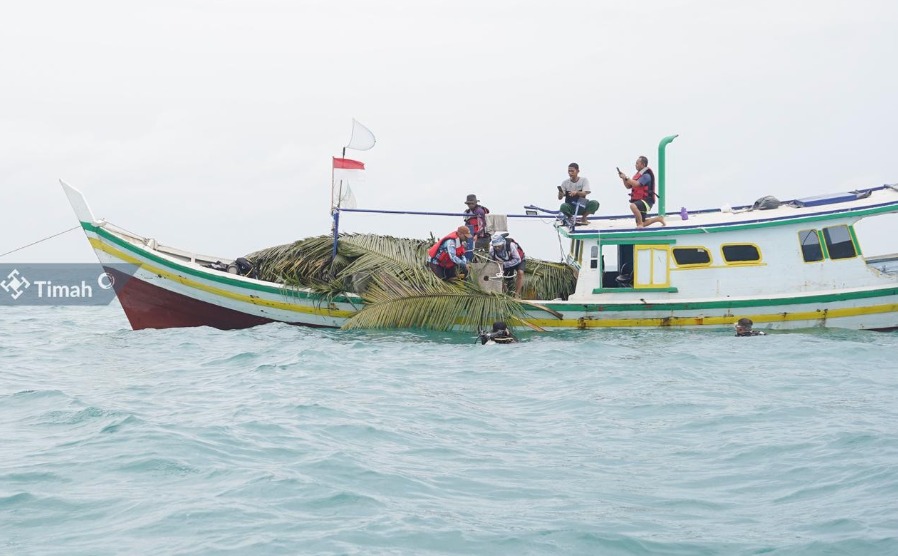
[657,134,678,217]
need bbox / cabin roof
[563,184,898,240]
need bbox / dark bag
[752,195,781,210]
[504,237,525,260]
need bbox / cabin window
[822,225,857,260]
[799,229,824,262]
[721,244,761,264]
[589,245,599,269]
[672,247,711,267]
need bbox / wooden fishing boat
[61,138,898,332]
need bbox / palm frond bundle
[241,233,574,330]
[521,259,577,301]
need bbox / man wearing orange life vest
[427,225,472,280]
[619,156,666,228]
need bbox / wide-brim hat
[465,194,479,204]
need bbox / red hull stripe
[105,267,334,331]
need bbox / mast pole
[330,148,348,263]
[657,134,678,217]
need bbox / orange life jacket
[427,232,466,268]
[464,205,489,237]
[629,168,656,204]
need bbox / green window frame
[822,225,857,260]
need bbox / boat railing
[102,221,232,266]
[865,253,898,275]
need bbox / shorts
[632,199,652,221]
[429,261,458,280]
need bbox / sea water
[2,304,898,555]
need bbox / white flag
[332,157,365,209]
[340,185,358,209]
[345,118,376,151]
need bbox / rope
[0,226,81,259]
[555,226,569,263]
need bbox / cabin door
[633,246,670,289]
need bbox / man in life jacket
[488,232,525,298]
[619,156,666,228]
[558,162,600,226]
[427,225,472,280]
[462,193,488,261]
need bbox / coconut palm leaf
[342,273,528,331]
[248,235,344,285]
[335,234,436,287]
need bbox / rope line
[0,226,81,259]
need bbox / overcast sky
[3,0,898,264]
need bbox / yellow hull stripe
[524,301,898,329]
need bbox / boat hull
[104,266,277,330]
[61,181,898,333]
[91,225,898,332]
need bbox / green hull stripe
[546,286,898,312]
[599,238,677,246]
[592,287,679,294]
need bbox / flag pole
[330,154,340,264]
[331,120,374,264]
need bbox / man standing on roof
[489,233,525,298]
[558,162,600,226]
[427,226,472,280]
[620,156,665,228]
[462,194,488,262]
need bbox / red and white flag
[332,157,365,209]
[333,157,365,170]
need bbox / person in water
[619,156,665,228]
[558,162,600,226]
[427,226,471,280]
[479,321,517,345]
[734,317,766,336]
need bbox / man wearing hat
[462,193,488,261]
[558,162,600,226]
[427,225,472,280]
[489,233,525,297]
